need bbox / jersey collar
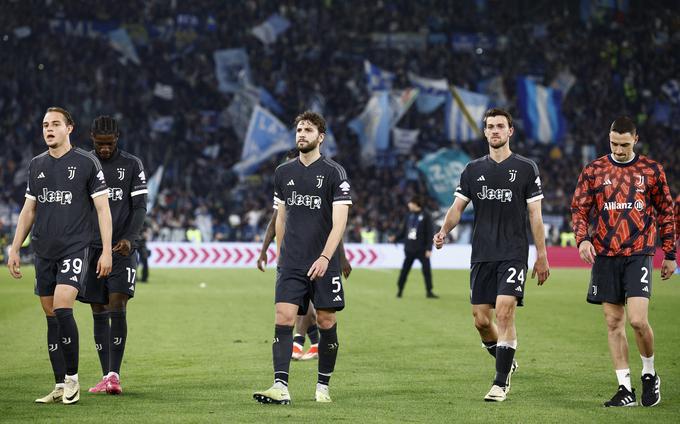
[607,153,638,167]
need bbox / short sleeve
[525,161,544,203]
[130,159,148,198]
[454,165,471,202]
[331,166,352,205]
[25,159,36,200]
[89,157,108,198]
[130,158,148,208]
[273,169,285,206]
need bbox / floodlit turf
[1,267,678,423]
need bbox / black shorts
[470,260,527,307]
[34,248,92,297]
[587,255,652,305]
[275,267,345,314]
[78,249,138,305]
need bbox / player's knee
[108,295,128,312]
[275,311,296,326]
[494,308,514,327]
[472,312,492,331]
[605,316,625,332]
[628,316,649,332]
[91,303,107,313]
[316,311,336,329]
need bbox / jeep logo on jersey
[108,187,124,201]
[117,168,125,180]
[508,169,517,182]
[38,188,73,205]
[477,186,513,202]
[339,181,350,194]
[316,175,324,188]
[67,166,76,180]
[287,191,321,209]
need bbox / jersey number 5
[331,276,342,293]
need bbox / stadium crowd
[1,0,678,249]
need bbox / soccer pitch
[1,268,678,423]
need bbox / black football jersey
[90,149,148,247]
[273,156,352,271]
[455,153,543,263]
[25,147,108,259]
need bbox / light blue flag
[417,148,470,207]
[348,92,392,163]
[251,13,291,44]
[146,165,164,213]
[516,77,567,144]
[364,60,395,92]
[213,48,251,93]
[233,105,295,176]
[408,72,449,113]
[444,87,489,142]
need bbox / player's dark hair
[409,195,423,208]
[45,106,75,127]
[91,115,119,136]
[610,116,636,136]
[483,108,513,128]
[294,111,326,134]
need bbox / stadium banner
[417,148,470,207]
[251,13,291,45]
[516,77,567,144]
[407,72,449,113]
[444,86,489,142]
[146,242,493,269]
[364,60,395,92]
[146,243,670,270]
[213,48,252,93]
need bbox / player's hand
[97,250,112,278]
[578,240,596,265]
[425,250,431,258]
[433,231,447,249]
[341,258,352,279]
[256,251,268,272]
[7,249,22,279]
[308,256,329,280]
[660,259,676,280]
[531,255,550,285]
[112,239,132,256]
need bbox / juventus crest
[117,167,125,180]
[316,175,324,188]
[508,169,517,182]
[67,166,76,180]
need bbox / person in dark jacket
[395,196,437,298]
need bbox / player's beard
[488,136,508,150]
[297,136,321,154]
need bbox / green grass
[1,267,678,423]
